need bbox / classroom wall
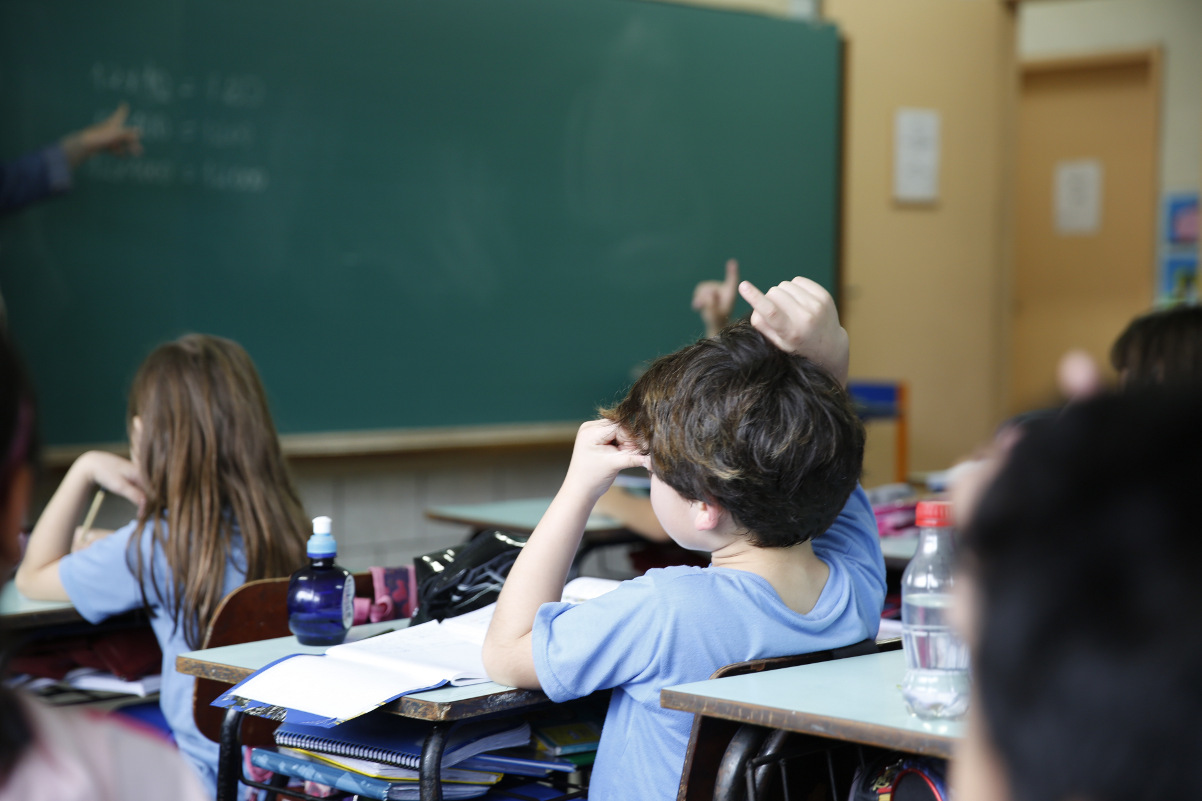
[1018,0,1202,196]
[824,0,1018,473]
[30,0,1021,566]
[641,0,1019,475]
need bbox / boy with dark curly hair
[484,311,885,801]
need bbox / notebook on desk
[214,577,619,726]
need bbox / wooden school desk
[177,622,553,801]
[0,581,81,629]
[427,496,920,569]
[425,497,625,537]
[661,649,963,798]
[879,533,919,571]
[426,497,643,575]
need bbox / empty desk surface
[879,533,919,570]
[0,582,81,629]
[425,497,624,534]
[661,649,962,759]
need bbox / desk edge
[175,655,551,722]
[660,689,958,759]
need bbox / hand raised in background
[60,102,143,168]
[692,258,740,337]
[739,276,849,387]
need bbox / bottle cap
[307,515,337,557]
[915,500,953,528]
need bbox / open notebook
[214,576,619,726]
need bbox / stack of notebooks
[250,711,575,801]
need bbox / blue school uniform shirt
[532,485,885,801]
[59,517,248,797]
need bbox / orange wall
[825,0,1017,473]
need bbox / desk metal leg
[419,722,451,801]
[217,708,246,801]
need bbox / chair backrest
[676,638,881,801]
[192,572,374,746]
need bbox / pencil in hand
[73,490,106,552]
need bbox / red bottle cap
[915,500,953,528]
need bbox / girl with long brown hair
[16,333,309,796]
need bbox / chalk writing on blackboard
[84,62,269,192]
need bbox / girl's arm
[15,451,144,600]
[482,420,643,689]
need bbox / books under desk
[248,707,590,801]
[181,578,620,800]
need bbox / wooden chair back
[192,572,373,746]
[675,638,881,801]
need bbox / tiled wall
[289,446,573,570]
[33,422,898,577]
[38,445,574,574]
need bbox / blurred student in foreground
[951,386,1202,801]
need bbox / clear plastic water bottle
[900,499,970,719]
[287,516,355,646]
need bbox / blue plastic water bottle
[287,516,354,646]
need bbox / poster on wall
[1159,193,1199,305]
[1161,253,1198,304]
[1165,193,1199,245]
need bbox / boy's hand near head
[562,420,646,506]
[739,276,849,386]
[484,420,643,689]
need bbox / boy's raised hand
[692,259,740,337]
[563,420,645,505]
[739,276,850,386]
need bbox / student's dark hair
[0,327,37,781]
[964,387,1202,801]
[603,319,864,547]
[1110,304,1202,387]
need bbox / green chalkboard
[0,0,842,447]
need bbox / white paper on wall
[893,108,941,204]
[1055,159,1103,235]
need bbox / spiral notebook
[273,713,532,770]
[214,576,620,727]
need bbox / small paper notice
[1055,159,1103,235]
[893,108,941,204]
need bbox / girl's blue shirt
[58,517,248,797]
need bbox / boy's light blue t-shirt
[58,518,248,797]
[532,486,885,801]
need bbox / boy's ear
[692,500,726,532]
